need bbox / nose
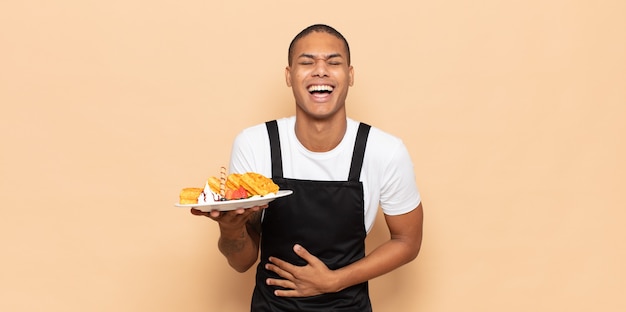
[312,60,328,77]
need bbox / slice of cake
[179,187,204,204]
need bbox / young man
[191,24,423,311]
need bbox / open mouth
[307,85,334,96]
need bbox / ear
[285,66,292,87]
[348,66,354,86]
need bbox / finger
[190,208,205,216]
[292,244,319,265]
[246,205,266,213]
[190,209,213,218]
[209,210,221,218]
[273,289,301,298]
[265,260,295,280]
[266,277,296,290]
[268,256,298,275]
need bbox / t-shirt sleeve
[229,131,254,174]
[379,140,421,216]
[228,125,272,176]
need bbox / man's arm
[218,209,263,272]
[191,207,264,272]
[333,203,423,290]
[265,203,423,296]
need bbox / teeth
[308,85,334,92]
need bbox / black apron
[251,120,373,312]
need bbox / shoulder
[353,119,414,177]
[357,123,421,215]
[347,118,403,147]
[368,126,404,147]
[363,124,408,162]
[237,121,269,139]
[236,117,294,139]
[230,117,294,175]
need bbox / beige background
[1,0,625,311]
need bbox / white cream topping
[197,181,219,204]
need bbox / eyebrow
[298,53,344,60]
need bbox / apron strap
[348,123,371,182]
[266,120,371,182]
[265,120,283,178]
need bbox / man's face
[286,32,354,121]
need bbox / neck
[294,113,347,152]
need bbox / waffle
[179,187,203,204]
[239,172,279,196]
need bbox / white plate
[174,190,293,212]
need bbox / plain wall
[1,0,624,311]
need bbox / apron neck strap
[266,120,283,178]
[265,120,371,182]
[348,123,371,182]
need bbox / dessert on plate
[179,188,204,204]
[178,167,280,205]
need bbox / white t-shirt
[229,116,421,233]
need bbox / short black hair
[288,24,351,66]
